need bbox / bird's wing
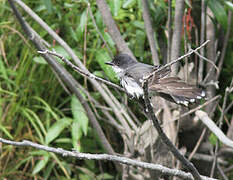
[124,63,154,84]
[124,63,171,85]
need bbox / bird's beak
[105,61,114,66]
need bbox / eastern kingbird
[105,54,205,106]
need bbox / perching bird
[105,54,205,106]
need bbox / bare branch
[198,0,206,82]
[37,50,124,92]
[166,0,172,63]
[0,138,217,180]
[193,50,219,75]
[95,0,135,59]
[195,110,233,148]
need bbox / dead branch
[0,138,217,180]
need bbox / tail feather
[149,77,205,106]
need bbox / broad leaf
[207,0,228,30]
[45,117,72,145]
[95,50,118,82]
[71,95,89,136]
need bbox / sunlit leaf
[71,121,83,151]
[113,0,122,16]
[0,125,13,139]
[71,95,89,136]
[76,10,88,40]
[123,0,136,8]
[224,1,233,11]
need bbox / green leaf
[45,118,72,145]
[102,32,115,47]
[97,173,114,180]
[0,124,13,139]
[71,120,83,151]
[113,0,122,16]
[123,0,136,8]
[33,56,48,65]
[71,95,89,136]
[42,0,53,13]
[209,133,218,145]
[134,30,146,57]
[76,10,87,40]
[53,46,70,63]
[95,50,118,82]
[224,1,233,11]
[32,152,50,174]
[131,21,144,30]
[207,0,228,30]
[44,161,55,180]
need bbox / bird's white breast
[121,77,144,98]
[112,66,144,98]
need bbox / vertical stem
[141,0,159,65]
[170,0,185,75]
[198,0,206,82]
[167,0,172,64]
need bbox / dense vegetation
[0,0,232,179]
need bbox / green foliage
[207,0,228,30]
[0,0,232,179]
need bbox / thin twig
[144,40,210,80]
[37,50,124,92]
[167,0,172,64]
[217,163,229,180]
[202,51,220,85]
[188,128,207,161]
[192,50,219,75]
[198,0,206,82]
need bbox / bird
[105,53,205,106]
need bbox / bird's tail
[149,77,205,106]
